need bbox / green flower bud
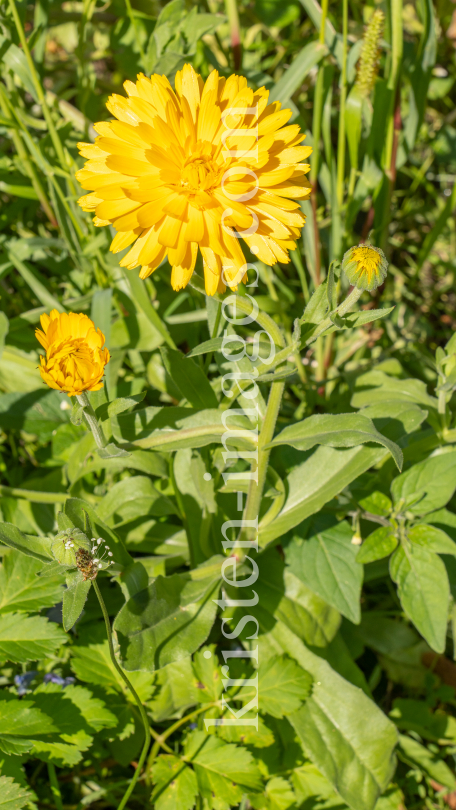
[341,244,388,291]
[51,527,90,567]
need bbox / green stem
[76,392,108,450]
[310,0,329,284]
[205,300,222,372]
[224,0,242,70]
[237,380,285,549]
[93,580,151,810]
[383,0,403,172]
[0,485,67,503]
[336,0,348,208]
[7,0,69,177]
[304,285,364,344]
[47,763,63,810]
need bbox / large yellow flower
[36,310,110,397]
[76,64,311,295]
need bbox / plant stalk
[47,763,63,810]
[76,392,108,450]
[336,0,348,208]
[93,580,151,810]
[225,0,242,70]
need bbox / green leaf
[160,347,218,409]
[0,390,70,441]
[111,407,257,452]
[186,337,224,357]
[269,412,403,470]
[70,624,156,702]
[408,523,456,554]
[390,544,449,652]
[114,568,220,671]
[260,401,427,546]
[0,692,56,756]
[62,571,91,632]
[357,527,398,564]
[96,475,176,523]
[391,450,456,514]
[345,85,364,171]
[185,731,263,805]
[274,41,328,106]
[2,42,38,102]
[259,620,398,810]
[390,698,456,743]
[0,776,33,810]
[149,658,199,722]
[285,518,363,623]
[151,755,198,810]
[192,646,224,703]
[0,551,64,614]
[398,734,456,789]
[257,776,296,810]
[351,369,438,411]
[0,523,53,563]
[0,613,66,663]
[258,655,312,718]
[63,499,132,568]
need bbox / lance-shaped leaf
[62,571,91,632]
[0,523,53,563]
[160,347,218,409]
[268,413,403,470]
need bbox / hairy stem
[93,580,151,810]
[76,392,108,450]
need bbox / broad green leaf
[151,755,198,810]
[258,655,312,718]
[149,658,199,722]
[0,390,69,441]
[351,369,438,411]
[185,731,263,805]
[0,523,53,563]
[256,776,296,810]
[398,734,456,789]
[274,41,328,106]
[0,551,64,614]
[68,446,167,487]
[408,523,456,554]
[285,518,363,623]
[390,698,456,743]
[192,646,224,703]
[358,491,392,516]
[391,450,456,514]
[260,401,427,546]
[62,571,91,632]
[63,498,132,568]
[259,620,398,810]
[0,613,66,663]
[160,347,218,409]
[357,527,398,564]
[114,569,220,671]
[390,544,449,652]
[228,548,340,648]
[70,624,156,701]
[111,406,257,452]
[0,776,33,810]
[0,693,56,756]
[269,413,403,470]
[96,475,176,523]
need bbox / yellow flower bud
[341,244,388,291]
[35,310,110,397]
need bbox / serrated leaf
[0,775,34,810]
[151,755,198,810]
[285,518,363,623]
[269,413,403,471]
[193,646,224,703]
[0,693,56,756]
[390,544,449,652]
[258,655,312,718]
[62,571,91,632]
[114,569,220,672]
[185,731,263,804]
[0,613,67,663]
[0,551,64,614]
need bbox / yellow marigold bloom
[35,310,110,397]
[341,244,388,291]
[76,64,311,295]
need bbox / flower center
[179,141,222,194]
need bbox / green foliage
[0,0,455,808]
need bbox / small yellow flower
[341,244,388,291]
[35,310,110,397]
[76,64,311,295]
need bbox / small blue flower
[14,671,38,696]
[43,673,75,688]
